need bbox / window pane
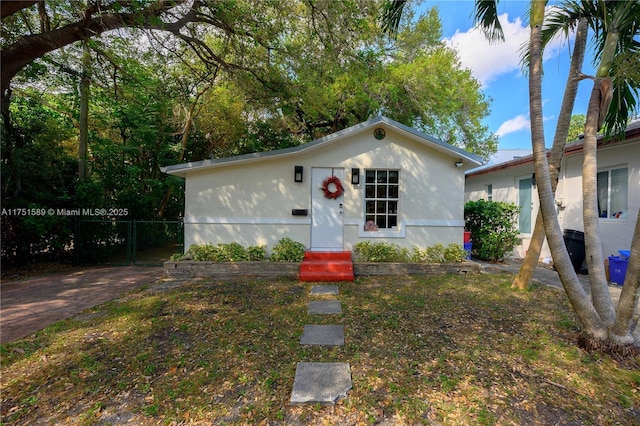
[597,171,609,217]
[365,170,376,183]
[366,201,376,213]
[365,185,375,198]
[363,169,400,230]
[610,168,628,217]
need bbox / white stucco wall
[465,161,544,259]
[465,138,639,261]
[182,125,469,253]
[555,140,640,258]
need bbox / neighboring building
[465,121,640,260]
[162,116,482,254]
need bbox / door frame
[310,167,345,251]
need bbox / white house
[465,121,640,261]
[162,116,482,255]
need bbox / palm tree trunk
[528,0,607,340]
[582,79,616,326]
[581,25,621,327]
[610,209,640,347]
[512,18,588,290]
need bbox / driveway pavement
[1,266,163,344]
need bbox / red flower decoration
[321,176,344,199]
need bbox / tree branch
[1,0,189,94]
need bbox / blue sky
[415,0,597,151]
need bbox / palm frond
[380,0,407,38]
[603,48,640,139]
[553,0,640,135]
[473,0,504,43]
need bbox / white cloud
[495,114,530,137]
[444,12,572,88]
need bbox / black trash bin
[563,229,585,273]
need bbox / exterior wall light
[455,160,463,168]
[294,166,303,182]
[351,168,360,185]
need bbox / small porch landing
[299,251,354,282]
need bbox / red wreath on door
[321,176,344,199]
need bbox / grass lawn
[1,273,639,425]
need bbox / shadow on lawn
[1,274,639,425]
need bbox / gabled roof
[161,116,484,177]
[465,119,640,178]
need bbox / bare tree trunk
[528,0,607,340]
[157,81,214,218]
[512,18,588,290]
[78,41,90,181]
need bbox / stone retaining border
[163,261,481,279]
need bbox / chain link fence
[74,219,183,266]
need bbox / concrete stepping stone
[290,362,352,405]
[300,324,344,346]
[310,285,339,295]
[308,300,342,314]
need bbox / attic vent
[374,128,386,140]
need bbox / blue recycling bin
[608,256,628,285]
[464,242,472,260]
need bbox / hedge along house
[465,120,640,265]
[162,116,482,279]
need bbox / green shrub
[185,243,218,261]
[355,241,467,263]
[464,199,520,261]
[424,243,446,263]
[443,243,466,262]
[269,237,306,262]
[173,242,267,262]
[218,242,249,261]
[353,241,410,262]
[246,245,267,261]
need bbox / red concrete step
[303,251,352,261]
[299,251,354,282]
[300,260,353,273]
[299,271,354,282]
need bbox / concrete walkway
[0,266,163,344]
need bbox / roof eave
[162,116,483,176]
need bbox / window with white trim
[365,170,399,229]
[597,167,628,219]
[486,184,493,201]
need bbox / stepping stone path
[300,325,344,346]
[308,300,342,315]
[290,284,352,405]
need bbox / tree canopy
[1,0,497,265]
